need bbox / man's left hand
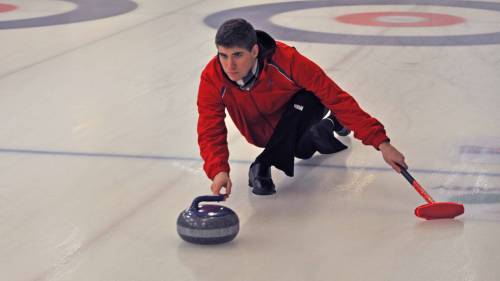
[378,141,408,173]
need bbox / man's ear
[251,44,259,58]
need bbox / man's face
[217,44,259,82]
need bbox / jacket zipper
[247,90,275,130]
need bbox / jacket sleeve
[288,48,390,149]
[197,72,230,179]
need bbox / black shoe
[309,119,348,154]
[248,162,276,195]
[326,114,351,136]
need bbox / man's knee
[290,90,322,111]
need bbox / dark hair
[215,18,257,51]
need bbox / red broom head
[415,202,465,220]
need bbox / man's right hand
[211,172,232,198]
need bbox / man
[197,18,407,197]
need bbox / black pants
[255,89,345,177]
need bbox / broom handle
[399,165,435,204]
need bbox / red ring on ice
[0,3,17,13]
[335,11,465,27]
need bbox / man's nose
[228,58,236,69]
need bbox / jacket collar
[256,30,276,62]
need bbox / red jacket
[197,31,389,179]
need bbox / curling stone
[177,195,239,245]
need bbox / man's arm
[288,49,388,148]
[197,72,232,194]
[286,47,408,171]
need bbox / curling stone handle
[190,195,226,210]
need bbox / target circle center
[335,11,466,27]
[376,15,427,23]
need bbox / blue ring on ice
[0,0,137,29]
[204,0,500,46]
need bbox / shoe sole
[249,180,276,195]
[252,188,276,195]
